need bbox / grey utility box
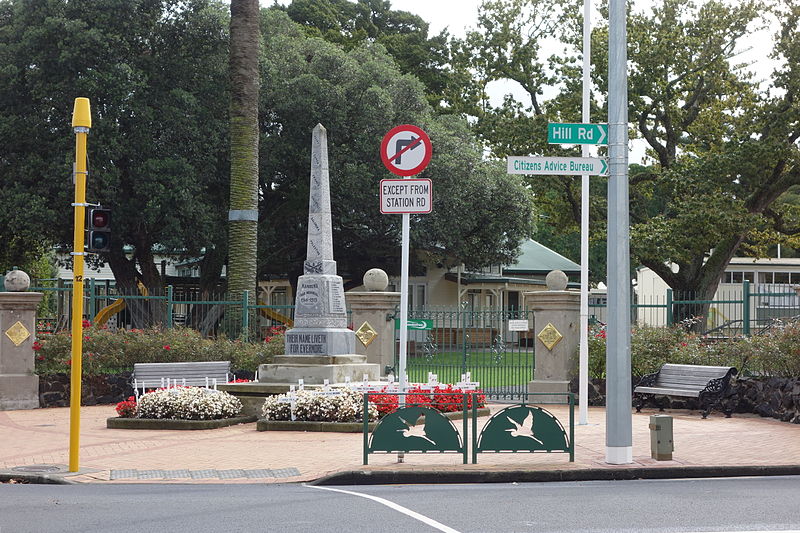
[649,414,674,461]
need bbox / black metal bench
[132,361,231,398]
[633,363,737,418]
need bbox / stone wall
[39,373,134,407]
[571,376,800,424]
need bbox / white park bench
[132,361,231,398]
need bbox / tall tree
[449,0,800,304]
[281,0,450,107]
[227,0,260,308]
[0,0,231,323]
[257,10,535,289]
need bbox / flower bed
[260,385,487,425]
[261,388,378,423]
[112,386,243,422]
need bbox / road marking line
[306,485,461,533]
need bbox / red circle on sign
[380,124,432,176]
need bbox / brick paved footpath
[1,405,798,484]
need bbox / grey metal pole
[578,0,591,426]
[605,0,632,464]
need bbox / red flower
[66,359,71,366]
[163,345,171,350]
[82,319,91,329]
[32,340,42,351]
[36,355,44,361]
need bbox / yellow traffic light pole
[69,97,91,472]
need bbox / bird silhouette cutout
[506,410,544,444]
[397,416,436,444]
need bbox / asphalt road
[1,476,798,533]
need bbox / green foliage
[258,9,534,283]
[450,0,800,296]
[583,322,800,378]
[34,326,283,375]
[280,0,450,107]
[0,0,231,290]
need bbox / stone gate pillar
[347,269,400,376]
[524,270,579,404]
[1,270,43,410]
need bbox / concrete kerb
[311,465,800,486]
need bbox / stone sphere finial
[4,269,31,292]
[545,270,568,291]
[363,268,389,291]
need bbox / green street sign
[548,123,608,145]
[394,319,433,330]
[507,156,608,176]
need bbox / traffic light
[87,207,111,252]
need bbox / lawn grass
[404,350,534,388]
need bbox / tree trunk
[226,0,260,337]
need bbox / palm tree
[227,0,260,337]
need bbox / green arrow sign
[548,123,608,145]
[508,156,608,176]
[394,319,433,330]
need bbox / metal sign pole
[69,97,91,472]
[579,0,591,426]
[399,212,410,403]
[605,0,633,464]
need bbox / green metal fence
[18,278,298,340]
[392,305,535,400]
[589,280,800,336]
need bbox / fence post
[88,277,96,322]
[666,288,673,327]
[363,393,369,465]
[241,289,250,341]
[166,285,174,329]
[742,280,750,336]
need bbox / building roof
[502,239,581,275]
[443,271,580,288]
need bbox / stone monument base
[0,374,39,410]
[527,379,571,404]
[257,354,379,385]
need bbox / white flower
[260,387,378,422]
[137,387,242,420]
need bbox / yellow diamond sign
[537,322,563,351]
[355,321,378,347]
[5,321,31,347]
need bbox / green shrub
[34,325,283,375]
[580,321,800,378]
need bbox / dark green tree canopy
[278,0,450,107]
[1,1,534,295]
[257,9,534,287]
[0,0,231,291]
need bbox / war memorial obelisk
[257,124,379,384]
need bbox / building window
[774,272,790,284]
